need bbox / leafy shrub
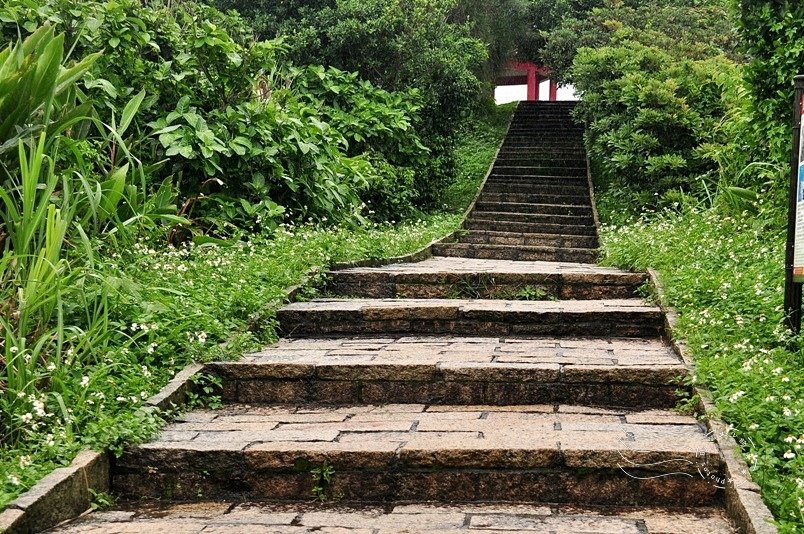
[539,0,736,82]
[213,0,488,208]
[737,1,804,167]
[570,39,742,198]
[1,0,431,229]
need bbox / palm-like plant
[0,25,100,156]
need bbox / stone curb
[0,362,205,534]
[0,451,109,534]
[647,268,778,534]
[585,153,602,238]
[327,106,515,272]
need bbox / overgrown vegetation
[211,0,489,208]
[557,0,804,530]
[0,0,436,228]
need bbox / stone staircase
[51,101,735,533]
[433,101,598,264]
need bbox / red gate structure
[496,61,558,101]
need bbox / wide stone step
[485,177,589,190]
[493,157,587,168]
[326,257,644,300]
[52,501,735,533]
[503,140,584,148]
[277,298,662,338]
[465,218,595,236]
[504,134,581,139]
[473,201,593,216]
[470,210,594,226]
[482,182,588,195]
[487,174,588,185]
[515,110,576,117]
[490,165,587,177]
[461,230,598,249]
[506,126,584,133]
[210,336,687,408]
[497,145,586,153]
[433,242,598,263]
[497,149,586,159]
[478,192,590,206]
[506,127,584,134]
[112,404,722,507]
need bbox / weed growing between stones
[310,460,335,502]
[600,206,804,531]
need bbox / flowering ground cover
[601,205,804,532]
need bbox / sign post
[784,75,804,334]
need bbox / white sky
[494,83,578,105]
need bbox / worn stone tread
[326,257,643,299]
[432,242,598,264]
[210,336,687,407]
[277,298,663,338]
[50,503,735,533]
[110,403,723,504]
[328,256,635,277]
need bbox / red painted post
[528,68,542,100]
[549,79,558,101]
[528,66,537,101]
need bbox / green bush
[1,0,431,229]
[213,0,488,209]
[737,1,804,167]
[539,0,736,82]
[570,39,742,198]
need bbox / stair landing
[51,502,734,533]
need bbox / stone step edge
[469,210,594,222]
[277,299,664,338]
[433,242,599,258]
[120,440,721,476]
[57,502,736,534]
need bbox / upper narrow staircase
[51,101,735,534]
[434,102,598,264]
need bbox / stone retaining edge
[326,105,515,272]
[647,268,778,534]
[0,363,205,534]
[586,153,602,237]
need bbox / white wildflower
[728,391,745,403]
[32,400,46,417]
